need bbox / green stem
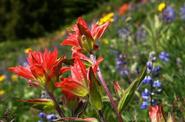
[45,87,65,118]
[90,54,124,122]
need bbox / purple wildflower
[159,51,169,62]
[162,6,176,22]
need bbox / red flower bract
[9,49,65,86]
[61,17,110,53]
[55,57,89,97]
[118,3,129,16]
[55,54,103,98]
[72,50,104,73]
[149,105,165,122]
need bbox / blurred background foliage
[0,0,108,41]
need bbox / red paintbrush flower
[55,57,103,110]
[8,49,65,87]
[61,17,110,53]
[118,3,130,16]
[72,50,103,73]
[55,52,103,96]
[55,57,89,97]
[149,105,165,122]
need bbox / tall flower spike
[9,49,65,87]
[61,17,110,53]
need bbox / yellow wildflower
[98,12,114,25]
[11,74,18,82]
[0,74,6,82]
[0,90,5,96]
[24,48,32,54]
[158,2,166,12]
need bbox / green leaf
[118,67,147,112]
[89,67,103,110]
[19,98,54,112]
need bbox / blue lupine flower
[146,61,153,70]
[116,54,127,65]
[142,76,153,84]
[152,66,161,76]
[38,112,46,119]
[180,5,185,20]
[47,114,57,121]
[142,88,150,100]
[162,6,176,22]
[140,101,149,109]
[142,89,150,96]
[116,60,124,65]
[115,53,129,78]
[141,52,164,109]
[38,120,43,122]
[153,80,161,88]
[159,51,169,62]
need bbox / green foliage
[118,67,146,112]
[89,68,103,110]
[0,0,107,41]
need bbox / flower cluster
[140,52,166,109]
[114,52,129,78]
[162,6,176,23]
[8,17,112,121]
[61,17,109,53]
[9,49,65,87]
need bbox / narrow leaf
[19,98,54,111]
[89,67,103,110]
[118,67,146,112]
